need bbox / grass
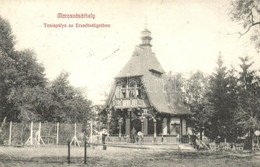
[0,145,260,167]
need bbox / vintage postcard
[0,0,259,166]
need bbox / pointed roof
[116,46,165,78]
[103,29,190,115]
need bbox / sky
[0,0,259,104]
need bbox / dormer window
[149,69,162,77]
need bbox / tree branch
[239,6,260,38]
[239,22,260,38]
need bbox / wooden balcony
[114,98,145,109]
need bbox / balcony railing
[114,98,144,109]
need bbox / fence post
[38,122,41,144]
[56,122,59,145]
[84,139,87,164]
[38,122,45,145]
[68,141,70,164]
[90,120,93,143]
[8,121,12,145]
[74,123,76,146]
[30,121,33,145]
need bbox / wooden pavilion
[102,28,191,143]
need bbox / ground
[0,145,260,167]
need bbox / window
[116,78,142,99]
[129,79,137,98]
[115,81,122,98]
[149,69,162,77]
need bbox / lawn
[0,145,260,167]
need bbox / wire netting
[0,122,87,146]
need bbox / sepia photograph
[0,0,260,166]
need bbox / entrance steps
[105,142,195,151]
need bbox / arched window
[116,78,142,99]
[129,79,138,98]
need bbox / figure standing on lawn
[101,128,108,144]
[131,127,136,143]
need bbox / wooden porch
[105,135,189,144]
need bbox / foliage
[165,55,259,144]
[48,72,92,123]
[0,17,15,56]
[0,16,93,124]
[184,71,212,139]
[4,50,47,122]
[235,56,260,148]
[98,107,120,134]
[166,71,212,139]
[230,0,260,51]
[165,72,185,99]
[0,17,17,122]
[90,105,104,134]
[207,55,239,141]
[0,53,17,120]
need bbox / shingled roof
[104,29,190,115]
[116,46,165,78]
[141,73,190,115]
